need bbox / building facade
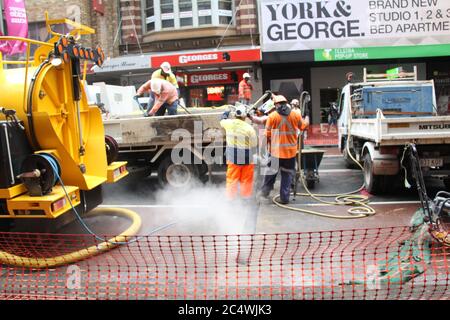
[91,0,262,108]
[259,0,450,125]
[4,0,121,59]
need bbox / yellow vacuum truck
[0,17,132,233]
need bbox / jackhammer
[404,143,450,246]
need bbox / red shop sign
[151,48,261,68]
[183,70,245,86]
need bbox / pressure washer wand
[248,90,272,115]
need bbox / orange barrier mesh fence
[304,124,338,146]
[0,226,448,300]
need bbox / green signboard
[315,44,450,62]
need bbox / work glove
[247,109,256,118]
[221,111,231,120]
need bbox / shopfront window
[145,0,155,31]
[143,0,234,32]
[160,0,174,29]
[218,0,233,25]
[184,70,246,108]
[179,0,193,27]
[319,89,340,124]
[426,61,450,115]
[198,0,212,25]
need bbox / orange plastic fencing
[304,124,339,146]
[0,227,448,300]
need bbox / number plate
[419,158,443,167]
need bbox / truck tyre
[158,156,196,188]
[342,147,358,169]
[363,153,384,194]
[196,163,209,184]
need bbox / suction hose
[0,207,142,269]
[0,154,174,269]
[272,91,376,219]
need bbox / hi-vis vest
[220,119,257,165]
[265,109,307,159]
[239,80,253,100]
[152,69,179,88]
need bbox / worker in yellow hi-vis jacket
[220,105,258,200]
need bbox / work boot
[278,198,289,205]
[257,190,270,202]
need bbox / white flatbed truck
[338,67,450,194]
[88,83,228,187]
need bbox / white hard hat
[151,79,163,95]
[291,99,299,106]
[235,104,247,117]
[160,62,171,73]
[243,72,251,79]
[273,95,288,104]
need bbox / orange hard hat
[273,95,288,104]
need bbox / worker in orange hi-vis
[220,105,258,200]
[260,95,310,204]
[238,72,253,105]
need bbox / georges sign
[182,70,245,86]
[261,0,450,52]
[151,48,261,68]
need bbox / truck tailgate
[350,116,450,145]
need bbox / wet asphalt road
[93,150,448,236]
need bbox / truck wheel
[343,147,359,169]
[363,153,383,194]
[196,163,209,184]
[158,156,195,188]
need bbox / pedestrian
[327,102,339,133]
[135,78,179,116]
[220,105,258,200]
[260,95,310,204]
[238,72,253,105]
[346,72,354,83]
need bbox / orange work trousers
[226,162,255,200]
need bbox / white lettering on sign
[8,6,26,23]
[179,54,218,64]
[261,0,450,52]
[191,73,229,84]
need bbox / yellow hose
[0,207,142,269]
